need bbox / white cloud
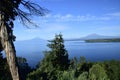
[98,17,111,20]
[61,14,73,19]
[53,14,61,18]
[106,12,120,17]
[39,13,113,22]
[44,14,52,18]
[25,28,41,32]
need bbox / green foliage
[74,61,93,78]
[39,33,69,71]
[79,56,86,63]
[89,64,109,80]
[2,49,120,80]
[58,70,76,80]
[27,69,47,80]
[78,72,88,80]
[27,33,70,80]
[46,33,69,70]
[69,57,77,69]
[103,60,120,80]
[27,34,120,80]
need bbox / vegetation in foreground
[0,34,120,80]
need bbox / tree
[89,64,109,80]
[58,70,76,80]
[40,33,69,79]
[0,0,47,80]
[69,57,77,69]
[28,34,70,80]
[42,33,69,70]
[78,72,88,80]
[103,60,120,80]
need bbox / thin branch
[0,0,49,27]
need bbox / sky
[14,0,120,40]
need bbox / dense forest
[0,34,120,80]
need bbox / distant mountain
[81,33,118,40]
[14,38,48,67]
[65,34,120,41]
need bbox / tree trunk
[0,14,20,80]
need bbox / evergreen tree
[40,33,70,79]
[28,34,70,80]
[44,33,69,70]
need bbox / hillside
[85,38,120,42]
[65,34,120,41]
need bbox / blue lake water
[65,41,120,61]
[30,41,120,67]
[3,41,120,67]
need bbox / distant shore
[85,38,120,42]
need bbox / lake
[3,40,120,67]
[65,41,120,61]
[30,41,120,67]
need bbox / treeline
[85,38,120,42]
[0,34,120,80]
[0,53,32,80]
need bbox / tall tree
[0,0,47,80]
[43,33,70,70]
[28,34,70,80]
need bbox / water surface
[65,41,120,61]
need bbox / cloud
[25,28,41,32]
[106,12,120,17]
[60,14,73,19]
[41,13,112,22]
[44,14,52,18]
[98,17,111,20]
